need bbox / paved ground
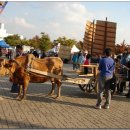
[0,64,129,128]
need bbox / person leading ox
[95,48,115,109]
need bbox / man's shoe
[102,105,109,109]
[126,95,130,98]
[119,92,125,96]
[0,97,3,100]
[95,105,102,109]
[125,93,128,96]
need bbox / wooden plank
[86,26,96,31]
[94,39,104,45]
[106,37,115,42]
[96,26,116,32]
[84,34,93,39]
[95,31,116,38]
[85,31,95,36]
[27,68,63,79]
[95,30,105,36]
[96,25,116,31]
[94,36,115,42]
[92,44,104,49]
[79,74,94,77]
[92,52,102,56]
[106,42,115,46]
[94,39,115,46]
[92,44,115,49]
[94,35,105,40]
[92,41,115,47]
[64,77,92,84]
[96,20,117,28]
[92,47,115,54]
[83,37,93,42]
[80,64,98,68]
[27,68,93,85]
[92,48,104,53]
[106,32,116,38]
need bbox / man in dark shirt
[10,45,24,93]
[95,48,115,109]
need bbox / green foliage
[54,36,77,47]
[28,35,40,49]
[39,32,53,52]
[4,34,22,46]
[21,38,30,46]
[4,33,78,52]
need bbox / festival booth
[71,45,80,54]
[70,45,80,61]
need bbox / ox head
[0,59,10,76]
[0,59,20,76]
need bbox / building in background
[0,23,23,40]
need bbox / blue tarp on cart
[0,40,10,48]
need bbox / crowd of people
[72,48,130,109]
[0,45,130,109]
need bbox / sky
[1,1,130,44]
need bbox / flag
[0,1,8,14]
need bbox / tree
[39,32,53,52]
[54,36,77,47]
[21,38,30,46]
[115,40,128,54]
[28,35,40,49]
[4,34,22,46]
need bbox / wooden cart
[77,64,99,93]
[26,64,99,93]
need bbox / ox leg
[55,81,62,99]
[16,85,22,99]
[47,82,55,97]
[19,81,29,101]
[19,86,27,101]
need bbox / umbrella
[0,40,10,48]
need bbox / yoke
[26,68,94,85]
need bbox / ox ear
[0,59,5,67]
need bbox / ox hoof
[54,96,60,99]
[16,95,21,99]
[18,96,26,101]
[45,93,54,97]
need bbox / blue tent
[0,40,10,48]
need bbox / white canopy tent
[71,45,80,54]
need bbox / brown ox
[0,54,63,100]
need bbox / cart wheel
[78,80,95,93]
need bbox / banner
[0,1,8,14]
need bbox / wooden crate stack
[83,18,117,56]
[58,45,71,60]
